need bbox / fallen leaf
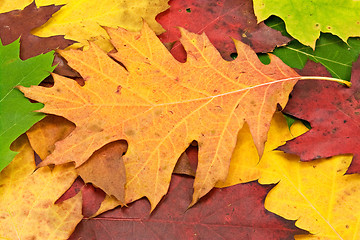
[0,135,82,239]
[253,0,360,48]
[26,115,196,202]
[214,105,360,239]
[266,16,360,81]
[0,2,77,77]
[55,177,106,218]
[0,39,54,171]
[215,112,287,188]
[279,58,360,173]
[259,130,360,239]
[157,0,290,62]
[173,151,196,176]
[69,175,305,240]
[27,115,75,160]
[20,23,299,209]
[27,116,127,202]
[76,141,127,202]
[0,0,169,52]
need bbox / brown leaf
[77,141,127,203]
[173,152,196,176]
[0,1,79,76]
[27,116,127,202]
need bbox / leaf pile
[3,0,360,239]
[20,23,299,209]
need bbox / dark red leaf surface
[69,175,305,240]
[0,1,78,76]
[56,177,106,218]
[156,0,290,62]
[280,59,360,173]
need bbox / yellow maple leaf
[259,128,360,239]
[0,135,82,239]
[218,112,360,239]
[0,0,169,51]
[20,23,300,210]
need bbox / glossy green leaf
[0,39,54,171]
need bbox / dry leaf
[215,111,360,239]
[27,116,127,203]
[20,23,299,210]
[76,141,127,203]
[259,120,360,239]
[70,175,306,240]
[0,0,169,51]
[0,135,82,239]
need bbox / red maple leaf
[156,0,290,62]
[69,175,305,239]
[280,59,360,173]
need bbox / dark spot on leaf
[230,53,238,59]
[354,91,360,100]
[125,129,135,136]
[115,85,122,94]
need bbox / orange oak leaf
[20,23,299,210]
[27,115,127,203]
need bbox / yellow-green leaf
[253,0,360,48]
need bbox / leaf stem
[298,76,351,87]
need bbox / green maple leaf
[0,39,54,171]
[265,16,360,81]
[253,0,360,48]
